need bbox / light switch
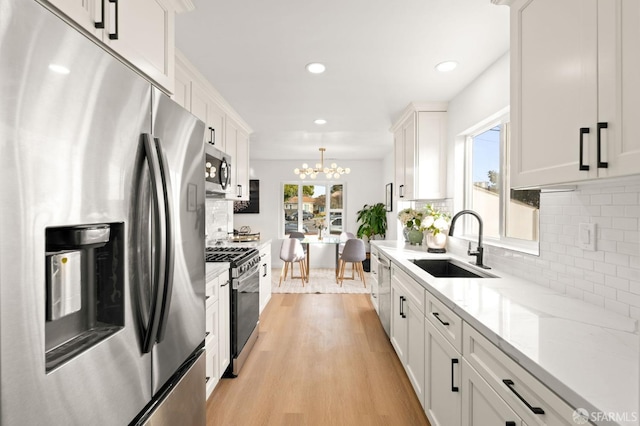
[578,223,596,251]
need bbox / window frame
[462,116,540,255]
[281,181,346,237]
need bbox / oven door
[231,261,260,359]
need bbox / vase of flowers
[313,217,326,240]
[398,208,424,245]
[421,204,451,253]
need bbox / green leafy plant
[356,203,387,240]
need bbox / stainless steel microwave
[205,145,231,196]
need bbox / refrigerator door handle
[140,133,168,353]
[153,137,175,344]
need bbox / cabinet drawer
[463,322,587,426]
[425,291,463,353]
[392,264,425,314]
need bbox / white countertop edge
[372,240,639,426]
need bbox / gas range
[205,246,260,276]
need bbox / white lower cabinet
[424,319,462,426]
[386,264,590,426]
[461,358,524,426]
[463,322,590,426]
[259,244,272,315]
[390,264,425,406]
[205,268,230,400]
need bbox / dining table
[299,236,342,277]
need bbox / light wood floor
[206,294,431,426]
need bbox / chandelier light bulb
[345,168,351,174]
[294,168,300,174]
[300,173,306,179]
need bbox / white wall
[236,157,391,268]
[445,50,640,320]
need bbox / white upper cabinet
[391,103,447,200]
[40,0,175,93]
[174,49,252,196]
[104,0,175,93]
[224,117,250,201]
[510,0,640,188]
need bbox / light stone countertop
[372,240,639,426]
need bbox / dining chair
[279,238,308,286]
[337,238,366,287]
[289,231,308,254]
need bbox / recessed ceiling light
[48,64,70,74]
[435,61,458,73]
[314,119,327,125]
[306,62,326,74]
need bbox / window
[283,183,344,236]
[464,119,540,250]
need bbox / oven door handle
[234,263,260,290]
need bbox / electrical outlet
[578,223,596,251]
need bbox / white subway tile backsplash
[590,193,612,205]
[471,176,640,320]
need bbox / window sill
[455,235,540,257]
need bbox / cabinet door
[172,59,191,109]
[424,319,461,426]
[390,282,407,362]
[394,128,405,200]
[402,114,416,199]
[43,0,99,34]
[415,111,447,199]
[259,247,272,314]
[218,275,230,377]
[598,0,640,178]
[205,335,219,399]
[405,299,425,407]
[510,0,598,188]
[461,359,524,426]
[224,120,238,200]
[105,0,174,92]
[235,129,250,201]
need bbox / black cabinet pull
[506,422,516,426]
[399,296,406,318]
[579,127,590,171]
[209,127,215,145]
[108,0,118,40]
[432,312,450,326]
[205,376,210,383]
[503,379,545,415]
[237,184,242,198]
[220,280,229,287]
[205,331,210,337]
[95,0,105,28]
[451,359,459,392]
[399,184,405,198]
[597,122,608,168]
[262,264,267,278]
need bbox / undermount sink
[410,259,497,279]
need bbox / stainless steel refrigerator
[0,0,206,424]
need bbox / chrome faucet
[448,210,490,269]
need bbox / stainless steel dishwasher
[378,254,391,338]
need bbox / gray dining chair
[337,238,366,287]
[279,238,307,286]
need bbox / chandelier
[293,148,351,179]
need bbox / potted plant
[356,203,388,271]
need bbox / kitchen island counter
[372,240,639,426]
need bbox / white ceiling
[175,0,510,161]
